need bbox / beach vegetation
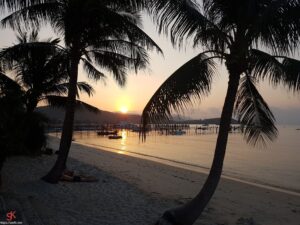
[0,71,46,184]
[0,29,97,184]
[0,29,98,114]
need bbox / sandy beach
[1,136,300,225]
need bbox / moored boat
[97,130,118,135]
[108,135,122,139]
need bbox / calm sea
[71,125,300,193]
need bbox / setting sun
[116,96,131,114]
[120,106,128,114]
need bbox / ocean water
[71,125,300,193]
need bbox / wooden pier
[47,123,242,137]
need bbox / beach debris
[236,217,255,225]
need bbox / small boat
[108,135,122,139]
[197,127,208,130]
[97,130,118,136]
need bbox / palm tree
[1,0,162,183]
[0,30,96,185]
[0,69,48,185]
[141,1,300,224]
[0,29,96,114]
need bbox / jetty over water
[47,122,242,137]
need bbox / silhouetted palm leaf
[249,49,284,85]
[0,0,49,11]
[141,53,216,139]
[0,71,21,94]
[81,58,105,82]
[149,0,229,50]
[0,30,95,113]
[88,39,150,72]
[88,51,128,86]
[1,2,60,30]
[234,76,278,146]
[76,82,95,97]
[281,57,300,92]
[247,0,300,54]
[0,40,61,70]
[249,49,300,92]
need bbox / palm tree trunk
[0,154,6,186]
[157,72,240,225]
[42,53,80,184]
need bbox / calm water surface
[71,125,300,192]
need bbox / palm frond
[281,57,300,92]
[1,2,60,30]
[44,95,100,113]
[248,49,284,85]
[88,51,129,86]
[148,0,229,49]
[234,76,278,147]
[119,17,163,54]
[0,71,22,95]
[0,0,51,11]
[249,0,300,55]
[89,39,150,72]
[81,58,106,82]
[44,82,68,96]
[140,53,216,139]
[116,10,142,27]
[76,82,95,97]
[0,41,61,70]
[104,0,146,12]
[249,49,300,92]
[87,3,162,54]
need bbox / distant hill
[37,106,239,126]
[36,106,141,125]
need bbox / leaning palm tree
[1,0,161,183]
[141,0,300,224]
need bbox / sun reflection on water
[118,130,127,154]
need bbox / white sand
[2,136,300,225]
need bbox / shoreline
[73,139,300,196]
[48,136,300,225]
[2,136,299,225]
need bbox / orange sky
[0,14,299,123]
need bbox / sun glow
[120,106,128,114]
[116,96,131,114]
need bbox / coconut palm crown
[0,30,96,114]
[0,0,162,183]
[140,0,300,224]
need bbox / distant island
[37,106,239,126]
[36,106,141,125]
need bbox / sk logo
[6,211,16,222]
